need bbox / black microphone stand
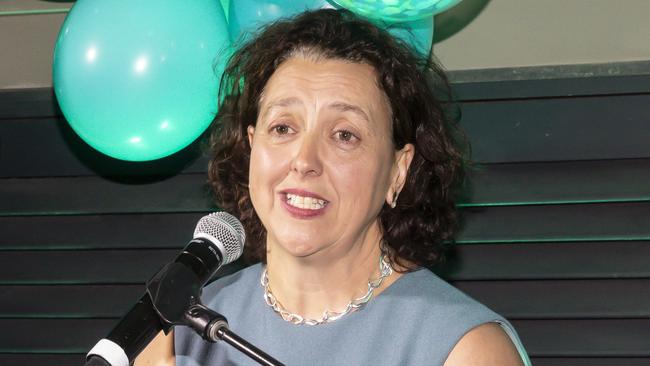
[152,263,285,366]
[85,262,284,366]
[184,303,284,366]
[84,357,111,366]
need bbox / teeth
[286,193,326,210]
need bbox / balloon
[383,17,434,56]
[227,0,432,55]
[53,0,231,161]
[329,0,462,23]
[220,0,231,16]
[227,0,331,43]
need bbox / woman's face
[248,56,412,260]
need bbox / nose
[290,135,323,177]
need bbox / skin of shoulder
[133,330,175,366]
[443,323,524,366]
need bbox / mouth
[280,189,329,217]
[285,193,328,209]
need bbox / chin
[278,241,322,258]
[267,220,326,256]
[269,235,330,259]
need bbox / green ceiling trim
[458,197,650,208]
[0,9,69,16]
[456,237,650,244]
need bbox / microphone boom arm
[147,260,285,366]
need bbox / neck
[264,222,400,320]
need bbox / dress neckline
[257,264,426,328]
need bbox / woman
[137,9,530,366]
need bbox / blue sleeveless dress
[175,264,531,366]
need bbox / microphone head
[193,212,245,265]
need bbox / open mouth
[284,193,328,210]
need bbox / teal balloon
[227,0,432,56]
[53,0,231,161]
[330,0,462,22]
[384,17,434,56]
[227,0,331,42]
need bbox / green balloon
[384,16,434,56]
[53,0,231,161]
[330,0,462,23]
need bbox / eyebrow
[327,102,370,124]
[266,97,302,109]
[258,98,371,124]
[259,97,302,121]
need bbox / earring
[390,192,398,208]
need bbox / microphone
[86,212,245,366]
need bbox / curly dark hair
[208,9,466,270]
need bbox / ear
[247,125,255,146]
[386,143,414,205]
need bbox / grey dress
[175,264,531,366]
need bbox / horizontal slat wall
[2,85,650,179]
[0,318,648,356]
[3,278,649,319]
[1,202,649,251]
[2,159,650,216]
[453,279,650,318]
[2,241,648,284]
[435,241,650,280]
[0,354,88,366]
[0,115,209,178]
[462,94,650,163]
[1,65,650,365]
[0,250,243,284]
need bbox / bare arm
[133,330,175,366]
[443,323,524,366]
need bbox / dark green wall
[1,63,649,365]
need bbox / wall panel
[1,66,649,365]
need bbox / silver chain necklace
[261,254,393,326]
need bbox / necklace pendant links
[261,254,393,325]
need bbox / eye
[334,129,359,143]
[269,124,293,136]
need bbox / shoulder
[444,323,524,366]
[378,268,503,337]
[389,269,497,321]
[383,269,529,365]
